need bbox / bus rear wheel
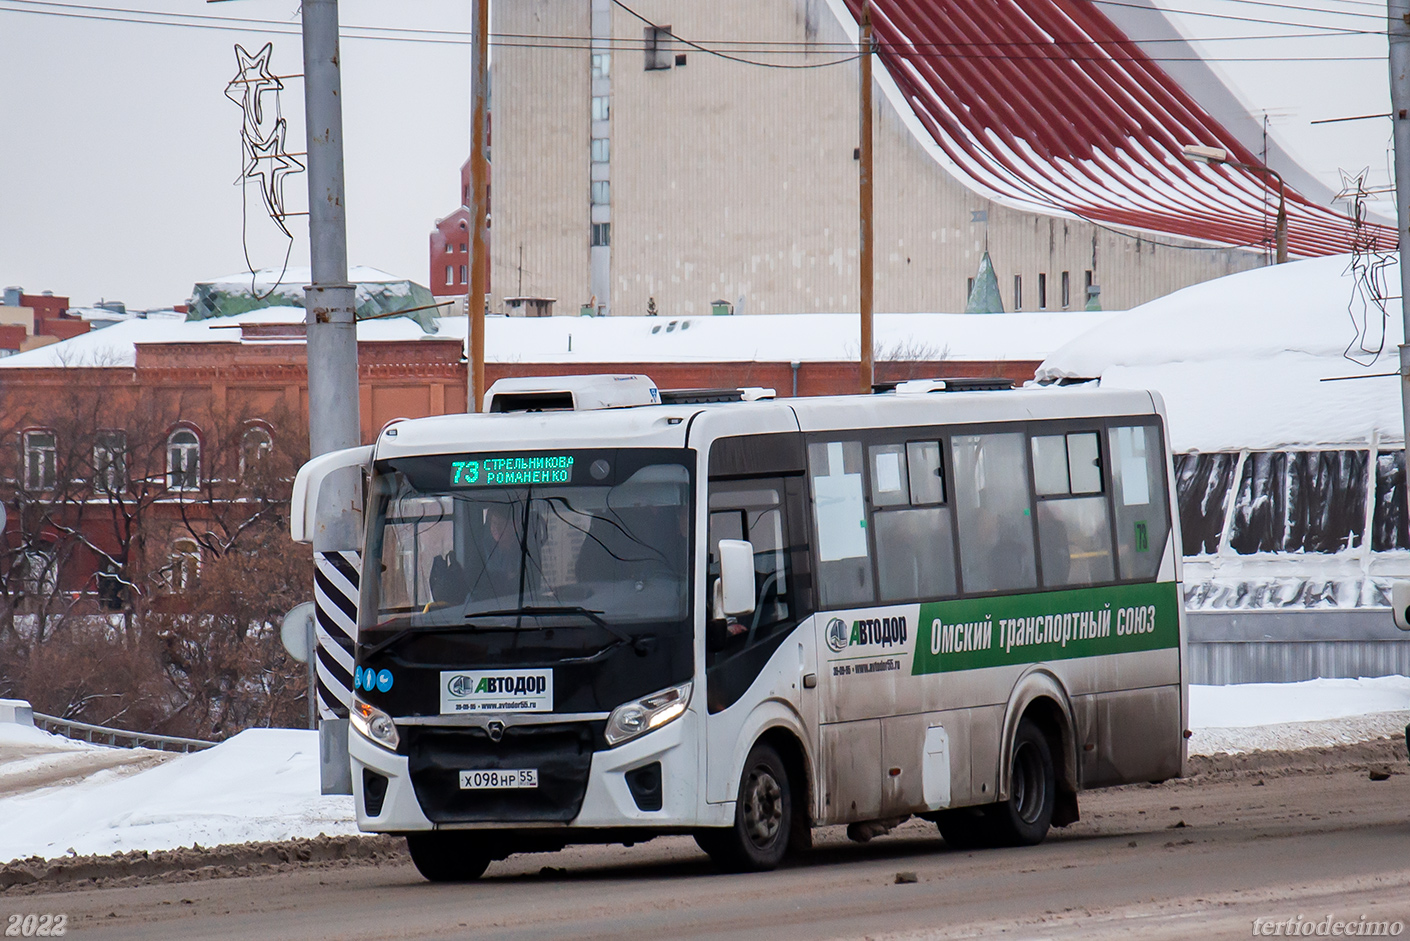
[988,718,1055,847]
[695,742,793,872]
[406,832,493,882]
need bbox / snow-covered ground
[0,724,355,865]
[1,676,1406,865]
[1188,676,1410,756]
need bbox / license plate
[459,769,538,790]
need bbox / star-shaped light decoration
[242,119,305,237]
[225,43,284,137]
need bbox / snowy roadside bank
[0,727,355,865]
[1187,676,1410,756]
[1,676,1406,865]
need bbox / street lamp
[1182,144,1288,264]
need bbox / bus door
[702,476,814,804]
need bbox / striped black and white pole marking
[313,550,361,719]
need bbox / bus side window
[1031,431,1115,587]
[808,441,874,608]
[1108,424,1170,580]
[871,441,957,602]
[952,433,1037,593]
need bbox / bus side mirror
[1393,582,1410,631]
[291,446,374,547]
[718,539,757,619]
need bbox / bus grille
[404,722,599,824]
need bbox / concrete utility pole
[468,0,490,412]
[858,1,875,395]
[1391,0,1410,469]
[301,0,360,794]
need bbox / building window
[23,430,56,490]
[459,264,468,283]
[1038,273,1048,310]
[592,52,611,78]
[94,430,126,494]
[459,242,467,253]
[1013,275,1022,311]
[445,265,453,284]
[1061,271,1071,309]
[169,539,201,593]
[592,222,611,247]
[239,426,273,480]
[167,428,200,491]
[444,243,453,254]
[591,180,611,205]
[644,25,672,70]
[592,96,611,121]
[591,137,611,163]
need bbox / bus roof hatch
[485,374,661,412]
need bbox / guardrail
[31,713,215,753]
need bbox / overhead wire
[0,0,1378,255]
[0,0,1394,57]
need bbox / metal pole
[302,0,360,457]
[1274,181,1288,265]
[468,0,490,412]
[302,0,359,796]
[1392,0,1410,517]
[306,613,317,731]
[858,1,874,395]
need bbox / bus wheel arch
[1000,670,1079,828]
[756,725,814,853]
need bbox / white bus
[294,374,1186,881]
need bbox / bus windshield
[365,450,692,632]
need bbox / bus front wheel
[989,718,1055,846]
[406,832,493,882]
[695,742,793,872]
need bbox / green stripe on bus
[912,581,1180,675]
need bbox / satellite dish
[280,601,317,663]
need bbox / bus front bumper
[349,711,701,833]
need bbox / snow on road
[1,676,1407,864]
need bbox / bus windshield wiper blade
[363,607,634,659]
[462,605,632,645]
[361,623,467,659]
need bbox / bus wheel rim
[1012,742,1043,824]
[742,766,783,846]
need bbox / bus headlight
[604,682,692,747]
[350,697,400,751]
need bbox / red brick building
[429,157,490,300]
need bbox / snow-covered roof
[0,307,436,368]
[1037,254,1404,451]
[436,310,1121,364]
[0,304,1117,375]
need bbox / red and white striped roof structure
[833,0,1388,257]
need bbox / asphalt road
[8,757,1410,941]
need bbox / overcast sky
[1,0,471,309]
[0,0,1395,310]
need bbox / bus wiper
[461,606,635,647]
[362,607,646,660]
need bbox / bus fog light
[351,697,400,751]
[605,682,692,746]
